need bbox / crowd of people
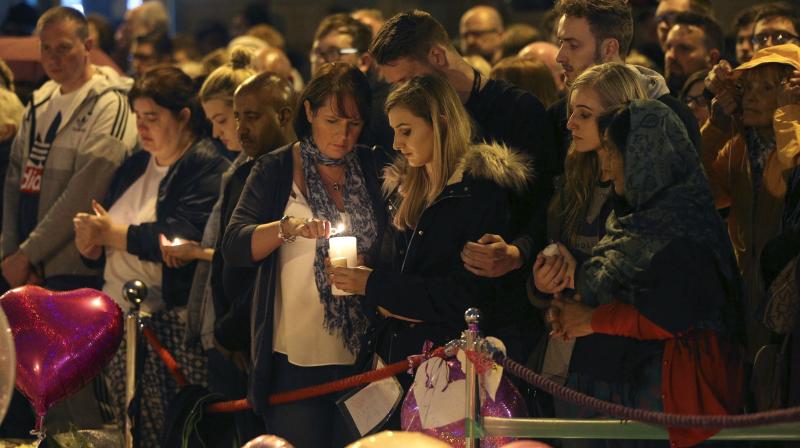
[0,0,799,447]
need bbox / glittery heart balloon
[242,435,295,447]
[0,306,15,426]
[0,286,123,425]
[401,351,528,448]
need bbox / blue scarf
[300,138,377,355]
[579,100,736,305]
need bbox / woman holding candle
[72,65,229,446]
[221,62,387,448]
[330,75,532,386]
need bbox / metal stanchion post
[464,308,482,448]
[122,280,148,448]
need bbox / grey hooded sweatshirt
[2,65,137,279]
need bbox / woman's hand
[704,60,734,95]
[533,254,569,294]
[330,265,373,295]
[533,243,575,294]
[73,216,103,260]
[556,243,577,289]
[159,235,204,268]
[284,217,331,239]
[461,234,523,278]
[550,293,594,339]
[778,71,800,107]
[73,201,112,259]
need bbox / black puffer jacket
[364,143,533,364]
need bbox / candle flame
[331,223,346,236]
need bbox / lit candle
[329,236,357,296]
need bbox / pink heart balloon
[0,286,123,423]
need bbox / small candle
[329,236,357,296]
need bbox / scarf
[744,127,777,198]
[579,99,736,306]
[300,138,378,354]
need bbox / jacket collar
[383,142,533,195]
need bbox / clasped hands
[73,199,112,260]
[546,292,595,340]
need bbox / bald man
[253,46,304,91]
[519,41,565,92]
[460,6,505,65]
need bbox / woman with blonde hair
[491,55,559,108]
[165,48,264,442]
[529,63,649,417]
[331,74,532,397]
[534,63,649,295]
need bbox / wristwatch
[278,215,296,243]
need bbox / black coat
[210,158,256,351]
[84,138,229,308]
[363,143,533,365]
[221,142,389,415]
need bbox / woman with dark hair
[73,65,229,446]
[550,99,745,448]
[221,62,387,448]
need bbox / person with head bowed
[528,63,648,414]
[330,74,532,425]
[72,65,229,446]
[166,47,270,443]
[221,62,388,448]
[549,99,745,448]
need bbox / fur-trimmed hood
[383,142,533,195]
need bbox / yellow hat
[733,44,800,77]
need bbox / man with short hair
[733,6,760,65]
[130,30,172,78]
[705,2,800,119]
[549,0,699,162]
[655,0,713,51]
[310,13,373,77]
[752,2,800,52]
[311,13,393,152]
[664,12,723,94]
[459,5,505,65]
[2,7,135,292]
[370,9,557,364]
[207,72,296,438]
[1,6,136,431]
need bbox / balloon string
[30,415,45,445]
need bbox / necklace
[318,166,345,192]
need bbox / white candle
[329,236,357,296]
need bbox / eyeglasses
[460,28,499,40]
[751,31,800,47]
[310,47,359,62]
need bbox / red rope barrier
[141,325,443,413]
[206,348,446,413]
[142,326,189,388]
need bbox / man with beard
[459,5,505,65]
[664,12,723,95]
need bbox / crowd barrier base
[481,418,800,441]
